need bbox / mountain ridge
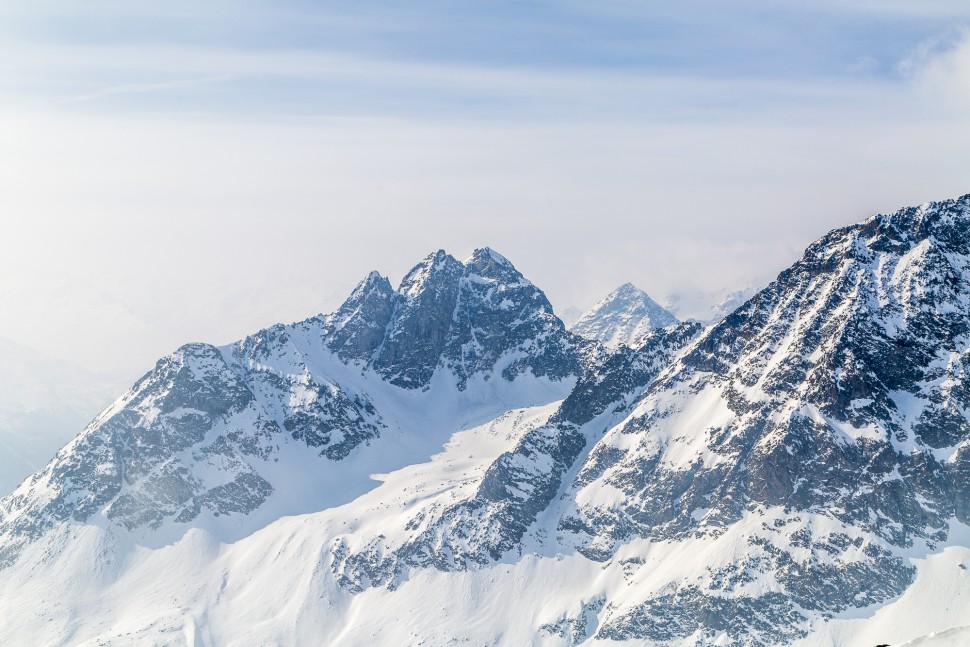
[332,194,970,644]
[0,246,589,567]
[1,196,970,646]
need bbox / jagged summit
[570,282,678,348]
[0,246,586,566]
[3,197,970,646]
[397,249,460,298]
[325,247,576,389]
[362,269,389,288]
[325,270,396,362]
[464,246,529,280]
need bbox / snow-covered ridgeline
[2,196,970,645]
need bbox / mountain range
[1,195,969,646]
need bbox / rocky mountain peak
[370,251,464,388]
[464,247,528,282]
[324,270,396,363]
[442,247,578,389]
[358,270,393,295]
[328,247,580,390]
[397,249,462,298]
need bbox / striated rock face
[334,195,970,645]
[567,196,970,547]
[371,250,464,388]
[230,324,384,462]
[0,335,386,564]
[0,247,584,565]
[0,343,279,564]
[324,271,397,363]
[559,195,970,643]
[570,282,679,348]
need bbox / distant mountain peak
[557,305,583,327]
[569,282,678,348]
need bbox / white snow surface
[896,627,970,647]
[570,283,678,348]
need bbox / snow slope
[1,442,967,646]
[898,627,970,647]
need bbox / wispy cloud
[13,74,234,109]
[0,39,930,123]
[898,27,970,109]
[1,1,966,122]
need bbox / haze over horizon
[3,1,970,377]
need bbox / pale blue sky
[3,1,969,117]
[1,2,969,376]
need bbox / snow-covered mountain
[570,283,679,348]
[543,196,970,642]
[0,247,589,567]
[1,196,970,646]
[334,196,970,644]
